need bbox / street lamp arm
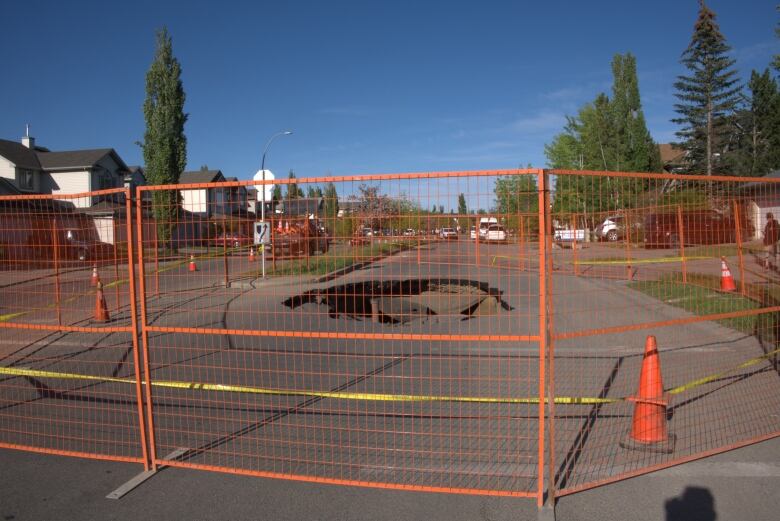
[261,130,293,171]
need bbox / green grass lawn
[246,240,416,277]
[628,272,778,342]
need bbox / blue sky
[1,0,777,182]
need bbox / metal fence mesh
[0,189,145,463]
[0,170,779,499]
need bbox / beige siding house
[0,131,131,207]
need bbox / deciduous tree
[142,27,188,247]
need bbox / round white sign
[253,169,276,201]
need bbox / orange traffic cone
[93,281,110,323]
[90,264,100,287]
[720,257,736,292]
[188,255,197,272]
[248,247,256,262]
[620,336,675,453]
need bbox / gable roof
[659,144,687,165]
[179,169,225,184]
[278,197,323,216]
[37,148,122,170]
[739,169,780,193]
[0,177,23,195]
[0,139,41,169]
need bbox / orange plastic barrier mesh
[0,188,146,465]
[1,170,779,502]
[136,170,544,496]
[546,170,780,497]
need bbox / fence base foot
[105,447,189,500]
[105,469,156,500]
[538,503,556,521]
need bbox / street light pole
[260,130,293,279]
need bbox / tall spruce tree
[774,6,780,73]
[142,27,187,248]
[728,69,780,176]
[672,1,741,175]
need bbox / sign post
[253,169,275,279]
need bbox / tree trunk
[706,100,713,177]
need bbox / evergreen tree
[728,69,780,176]
[286,170,304,199]
[323,183,339,219]
[457,193,468,216]
[142,27,187,247]
[610,54,662,172]
[672,1,741,175]
[774,6,780,73]
[271,185,282,202]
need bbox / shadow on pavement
[665,486,717,521]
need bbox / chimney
[21,124,35,149]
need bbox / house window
[98,173,115,190]
[17,169,34,190]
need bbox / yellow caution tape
[0,312,27,322]
[3,346,778,405]
[668,347,780,395]
[576,256,712,266]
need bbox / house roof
[659,144,687,165]
[739,169,780,193]
[0,139,41,169]
[179,169,225,184]
[0,177,23,195]
[36,148,122,170]
[278,197,323,216]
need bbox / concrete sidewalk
[1,436,778,521]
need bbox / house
[336,199,361,217]
[659,144,688,173]
[0,130,130,207]
[739,169,780,241]
[277,197,323,217]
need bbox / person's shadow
[665,486,717,521]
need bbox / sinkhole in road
[282,278,513,325]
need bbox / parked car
[595,215,625,242]
[484,224,507,243]
[478,217,498,239]
[470,226,477,240]
[403,228,416,236]
[439,227,458,240]
[644,210,737,248]
[212,232,253,249]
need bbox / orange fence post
[135,189,158,471]
[537,170,553,508]
[677,205,687,285]
[127,190,150,470]
[51,218,61,326]
[732,200,746,296]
